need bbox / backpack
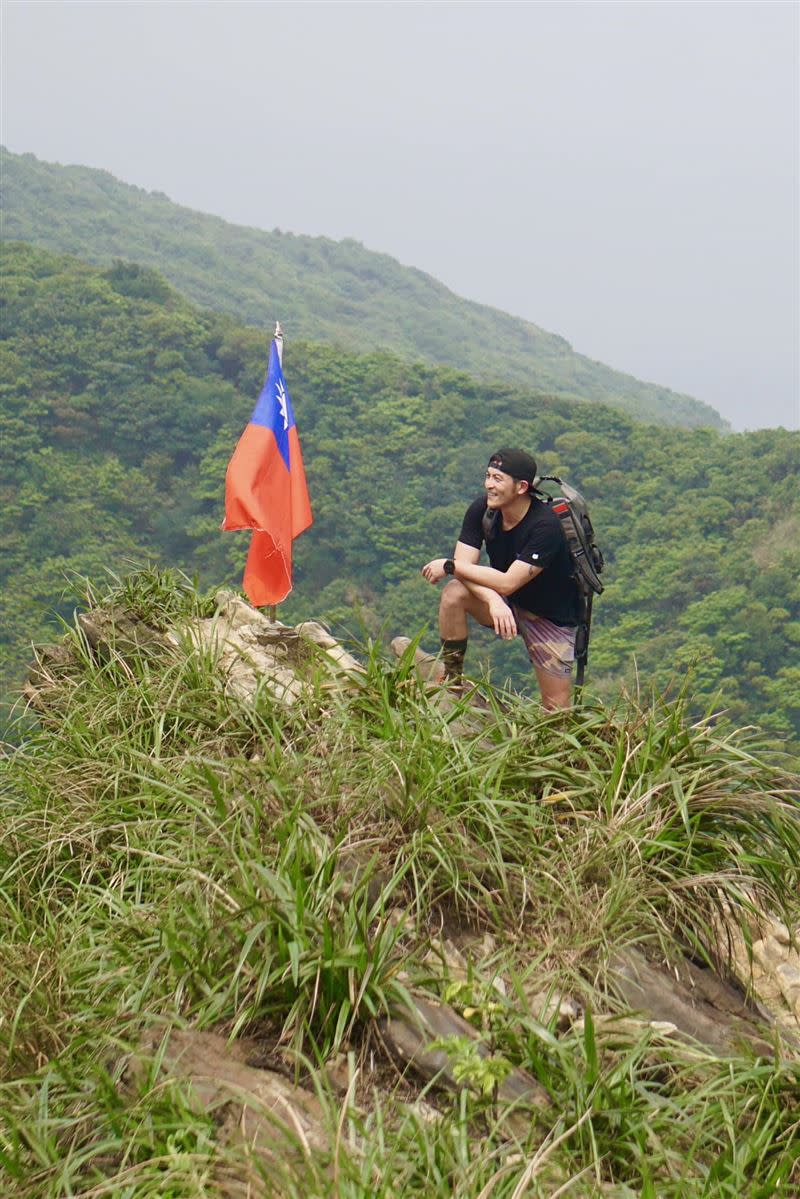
[533,476,604,685]
[533,476,604,596]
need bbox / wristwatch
[443,559,456,575]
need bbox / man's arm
[422,553,542,594]
[454,542,481,568]
[421,544,543,639]
[451,541,502,605]
[451,543,518,639]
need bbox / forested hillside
[2,243,798,747]
[1,148,726,429]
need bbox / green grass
[1,572,798,1196]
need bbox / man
[421,448,580,709]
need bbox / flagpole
[267,321,283,623]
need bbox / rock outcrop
[178,590,363,705]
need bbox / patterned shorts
[511,606,577,678]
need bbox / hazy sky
[2,1,798,431]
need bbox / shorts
[511,606,577,678]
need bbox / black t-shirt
[458,495,580,627]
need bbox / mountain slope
[2,243,797,748]
[1,147,725,430]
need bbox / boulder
[180,593,362,705]
[712,904,800,1038]
[128,1027,332,1187]
[609,947,776,1057]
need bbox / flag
[222,339,312,606]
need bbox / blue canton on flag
[250,341,296,470]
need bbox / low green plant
[427,1034,513,1099]
[73,564,219,630]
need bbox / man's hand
[488,595,517,640]
[421,558,448,584]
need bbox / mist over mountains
[1,148,726,431]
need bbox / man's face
[484,467,525,508]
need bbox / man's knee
[536,669,572,711]
[439,579,471,614]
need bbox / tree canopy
[2,148,727,429]
[2,243,797,749]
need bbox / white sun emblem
[276,380,289,430]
